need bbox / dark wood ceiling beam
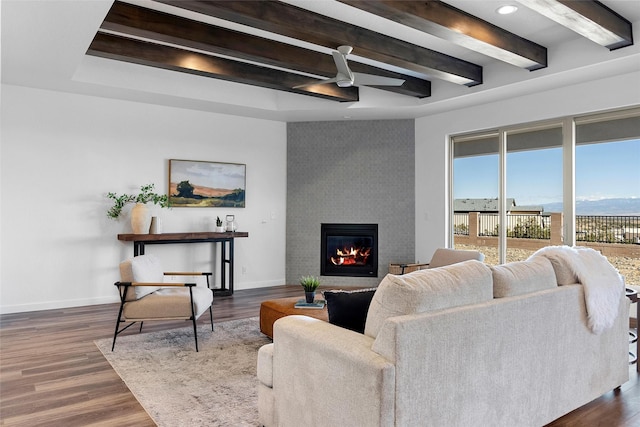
[100,2,430,98]
[339,0,547,71]
[86,32,359,102]
[516,0,633,50]
[155,0,482,86]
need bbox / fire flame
[330,246,371,266]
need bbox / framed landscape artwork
[168,159,246,208]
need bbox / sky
[454,138,640,206]
[170,160,246,190]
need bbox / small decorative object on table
[294,298,326,309]
[225,215,238,232]
[215,216,225,232]
[149,216,162,234]
[300,275,320,304]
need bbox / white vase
[149,216,163,234]
[131,203,151,234]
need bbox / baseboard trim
[233,279,286,290]
[0,296,120,315]
[0,280,287,314]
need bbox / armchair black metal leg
[192,317,199,352]
[189,286,199,352]
[139,321,144,333]
[209,305,214,331]
[112,317,123,351]
[112,291,127,351]
[113,321,140,350]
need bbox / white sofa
[257,257,629,427]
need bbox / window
[505,125,563,262]
[574,110,640,281]
[452,132,499,241]
[451,107,640,276]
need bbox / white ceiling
[2,0,640,122]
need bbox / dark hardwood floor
[1,285,638,426]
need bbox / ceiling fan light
[496,5,518,15]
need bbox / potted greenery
[300,275,321,303]
[107,184,169,234]
[215,216,225,232]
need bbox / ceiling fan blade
[332,51,352,79]
[352,72,405,87]
[293,77,339,89]
[295,46,402,90]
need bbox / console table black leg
[133,242,145,257]
[220,241,227,292]
[229,239,234,294]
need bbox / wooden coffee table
[259,296,329,339]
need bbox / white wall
[0,84,287,314]
[415,70,640,263]
[3,70,639,313]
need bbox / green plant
[107,183,169,220]
[299,275,320,292]
[216,216,223,227]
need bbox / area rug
[94,317,271,426]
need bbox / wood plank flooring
[1,285,638,426]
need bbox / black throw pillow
[323,288,377,333]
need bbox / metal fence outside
[575,215,640,244]
[453,213,640,244]
[453,213,469,235]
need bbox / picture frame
[168,159,246,208]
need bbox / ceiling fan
[295,45,405,89]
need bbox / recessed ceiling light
[496,5,518,15]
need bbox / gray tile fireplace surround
[287,119,415,288]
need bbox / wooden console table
[117,232,249,296]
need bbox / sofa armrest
[257,343,274,387]
[272,315,395,427]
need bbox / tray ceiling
[3,0,640,121]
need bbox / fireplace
[321,223,378,277]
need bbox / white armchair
[112,254,214,351]
[427,247,484,268]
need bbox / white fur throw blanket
[528,246,624,334]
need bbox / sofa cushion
[491,257,557,298]
[323,288,376,333]
[364,260,493,338]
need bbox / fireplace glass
[321,223,378,277]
